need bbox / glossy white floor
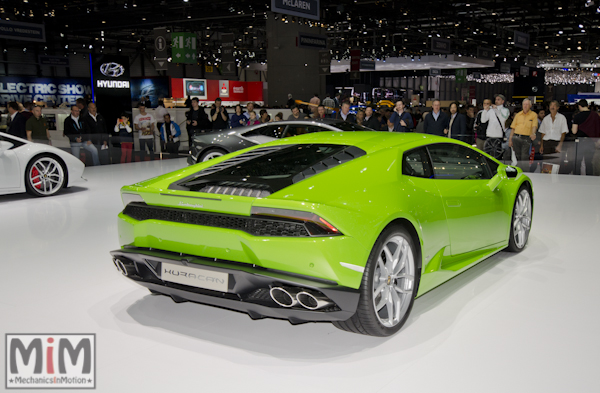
[1,159,599,393]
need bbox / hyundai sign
[91,54,131,128]
[100,62,125,78]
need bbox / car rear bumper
[110,247,360,324]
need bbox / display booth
[170,78,264,105]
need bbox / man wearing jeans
[64,105,99,166]
[134,103,156,161]
[509,98,538,170]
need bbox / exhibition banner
[0,77,91,106]
[130,77,170,108]
[38,55,69,67]
[0,20,45,42]
[431,37,451,53]
[297,33,327,49]
[171,79,263,103]
[171,32,197,64]
[514,31,530,50]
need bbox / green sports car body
[111,132,533,336]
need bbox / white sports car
[0,132,85,197]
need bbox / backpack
[474,111,488,140]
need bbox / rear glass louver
[291,146,365,183]
[199,181,271,197]
[171,144,366,195]
[193,145,286,177]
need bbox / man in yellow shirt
[509,98,538,169]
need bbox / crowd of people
[274,93,600,176]
[4,92,599,175]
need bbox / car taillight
[251,207,342,236]
[121,193,145,207]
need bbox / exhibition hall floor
[1,159,599,393]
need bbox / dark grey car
[187,119,371,165]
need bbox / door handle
[446,200,461,207]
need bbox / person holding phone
[389,100,414,132]
[115,113,133,163]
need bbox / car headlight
[121,193,145,207]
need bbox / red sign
[350,50,361,72]
[171,78,263,103]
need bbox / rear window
[219,144,350,179]
[176,144,366,194]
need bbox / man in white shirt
[539,100,568,155]
[134,103,156,161]
[481,94,510,159]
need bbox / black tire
[333,225,420,336]
[200,148,227,162]
[506,184,533,253]
[24,154,67,197]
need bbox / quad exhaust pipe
[269,287,300,307]
[270,287,333,310]
[296,291,333,310]
[113,258,136,277]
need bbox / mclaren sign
[272,0,320,20]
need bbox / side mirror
[487,167,510,191]
[0,140,14,156]
[505,166,519,178]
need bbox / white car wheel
[25,156,66,197]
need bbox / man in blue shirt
[159,113,181,155]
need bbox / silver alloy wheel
[29,157,64,196]
[372,234,415,328]
[513,189,532,248]
[202,151,224,161]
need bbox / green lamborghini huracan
[111,132,533,336]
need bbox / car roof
[262,131,474,155]
[202,118,365,135]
